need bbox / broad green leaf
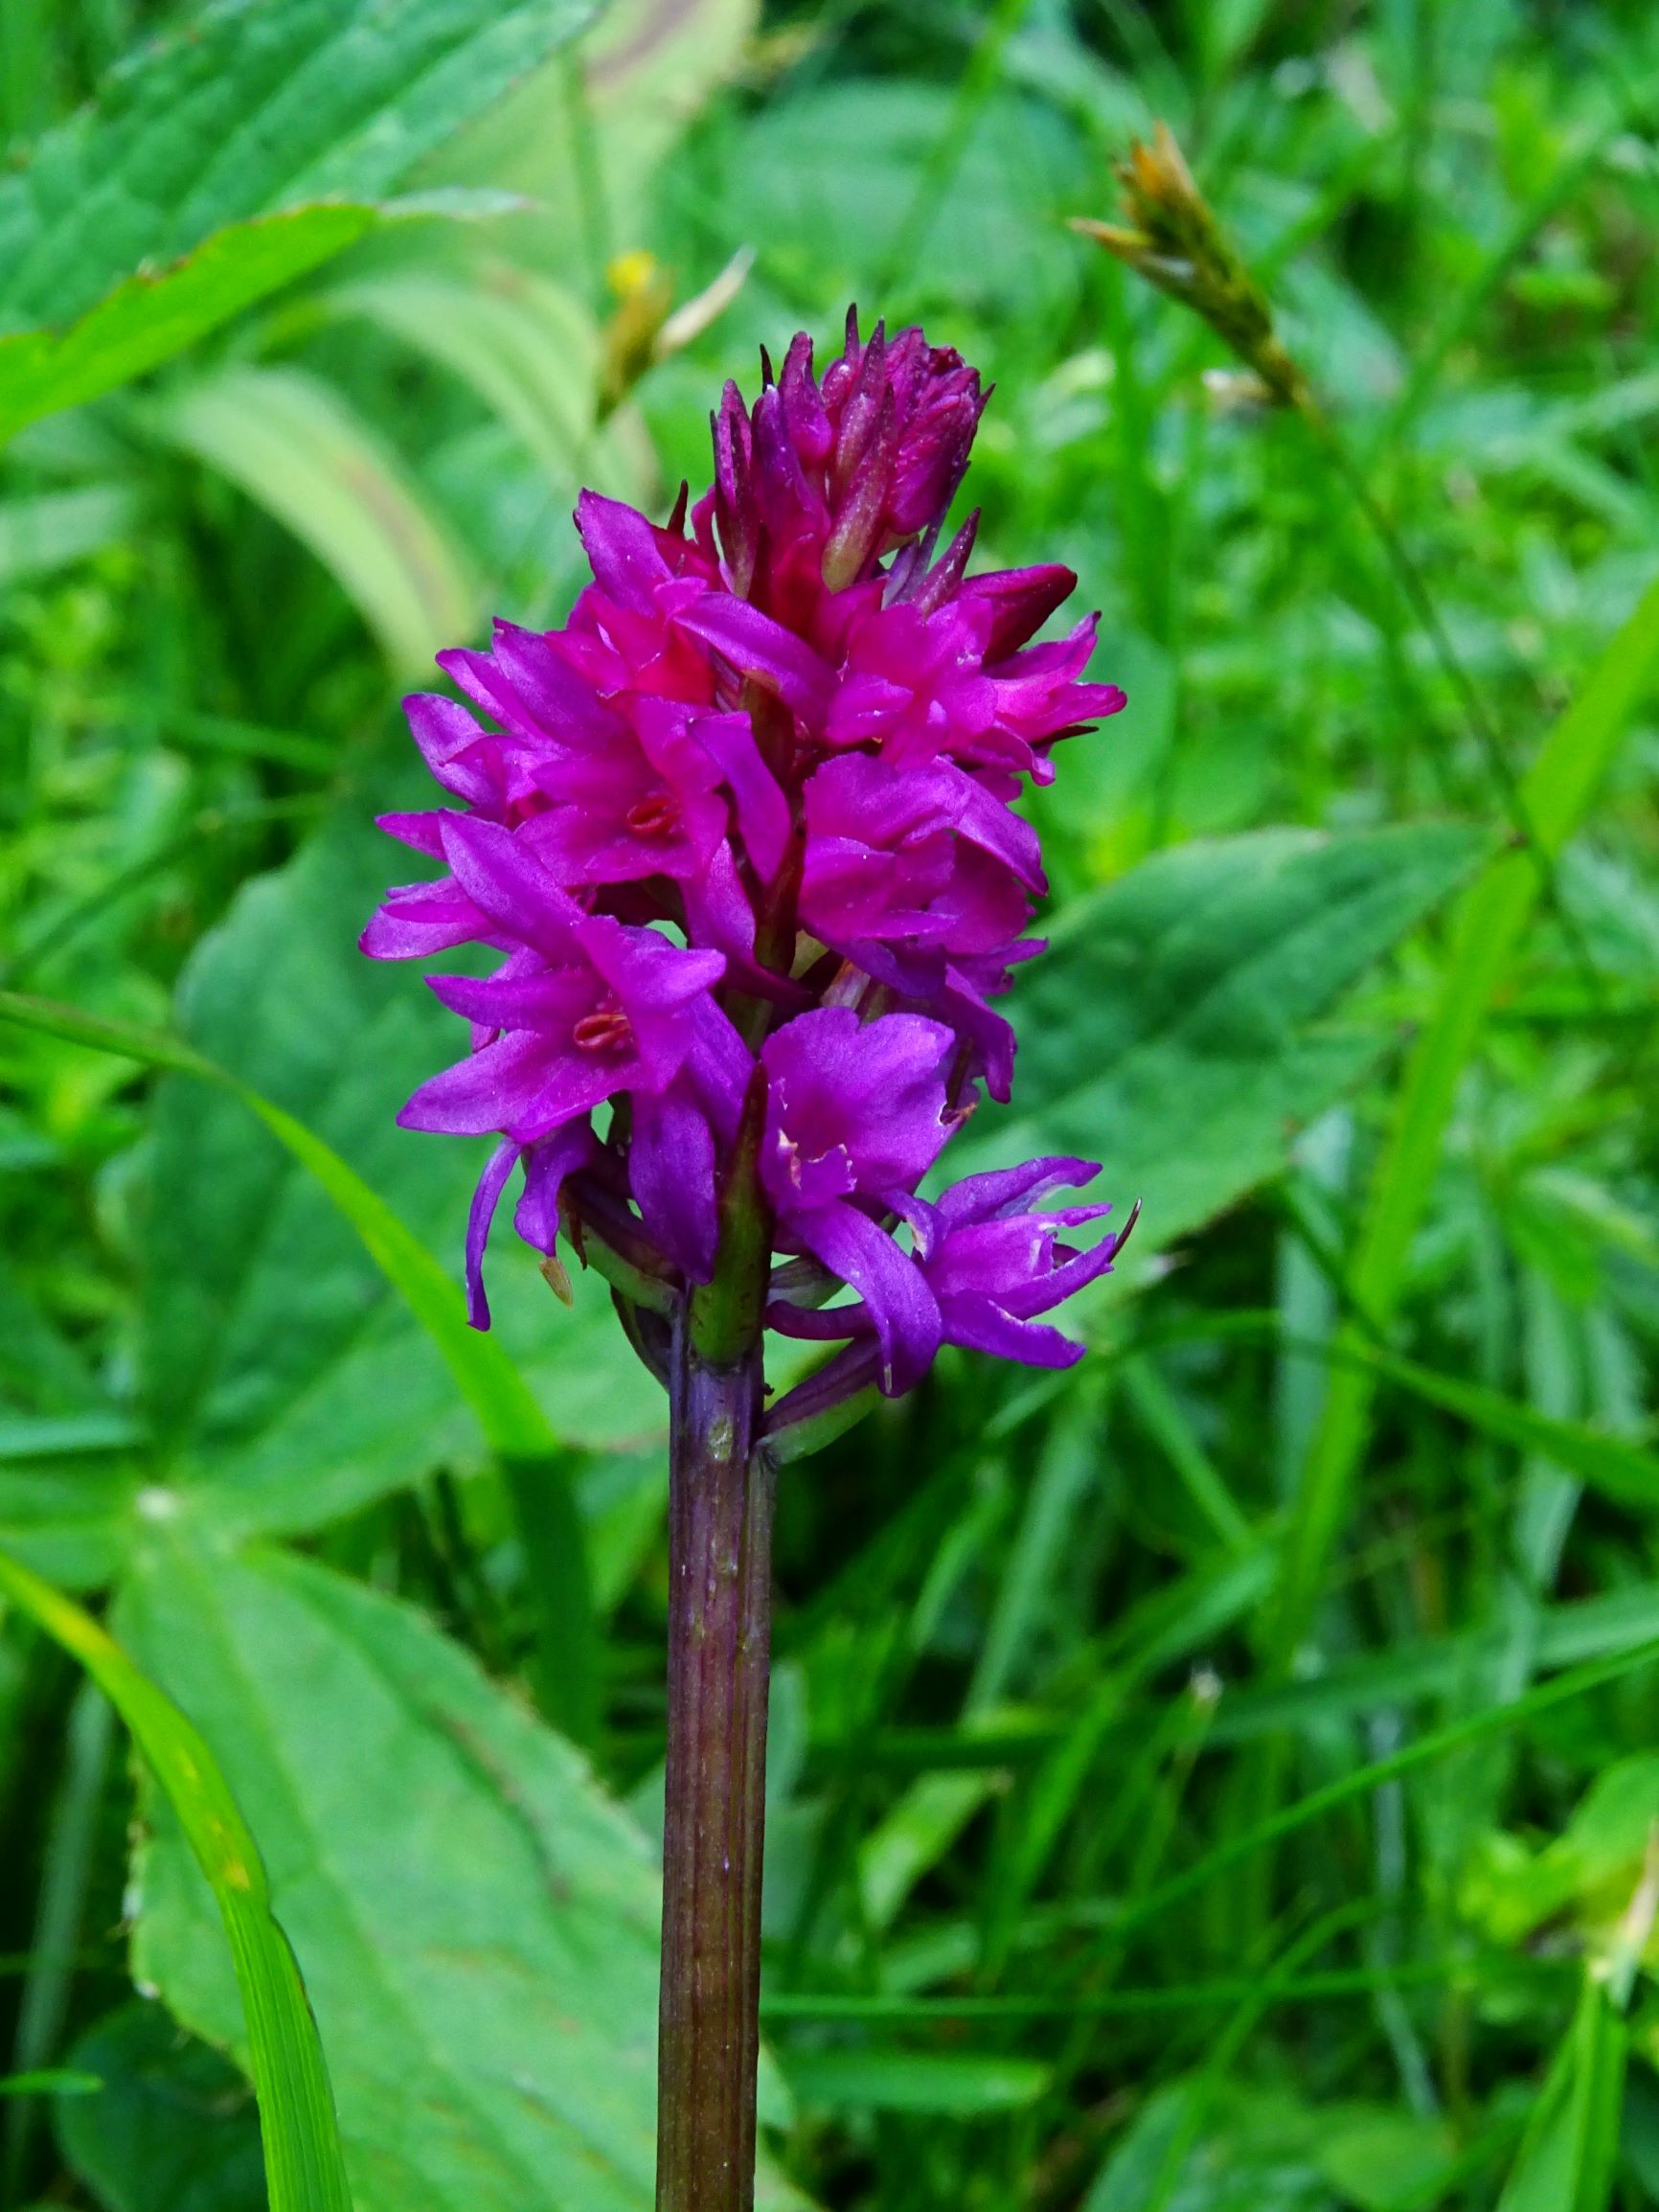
[57,2002,265,2212]
[0,0,599,327]
[1274,570,1659,1662]
[0,206,375,444]
[0,1548,350,2212]
[0,1461,140,1590]
[120,1535,807,2212]
[0,484,136,586]
[779,2048,1049,2117]
[158,366,475,673]
[964,821,1487,1261]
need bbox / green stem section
[657,1165,776,2212]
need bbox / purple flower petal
[575,489,674,608]
[631,1084,721,1283]
[675,597,833,719]
[932,1156,1104,1229]
[693,711,792,881]
[375,810,449,857]
[513,1120,601,1256]
[398,1030,609,1140]
[439,813,586,960]
[465,1137,521,1329]
[761,1008,954,1211]
[931,1290,1084,1369]
[360,875,491,961]
[790,1200,941,1394]
[959,564,1077,657]
[365,313,1127,1380]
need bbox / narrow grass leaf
[1155,1312,1659,1516]
[1277,580,1659,1653]
[1111,1634,1659,1945]
[780,2048,1050,2117]
[158,368,475,674]
[0,1549,351,2212]
[1498,1975,1627,2212]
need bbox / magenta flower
[759,1008,953,1391]
[769,1157,1131,1375]
[362,307,1128,1408]
[800,751,1042,960]
[361,310,1133,2210]
[394,813,741,1315]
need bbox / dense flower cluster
[363,311,1132,1418]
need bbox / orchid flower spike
[364,308,1130,1430]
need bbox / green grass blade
[1151,1311,1659,1515]
[2,1679,112,2197]
[1351,1339,1659,1513]
[1498,1975,1628,2212]
[1375,109,1631,457]
[1272,571,1659,1664]
[0,1549,352,2212]
[761,1954,1565,2022]
[1110,1633,1659,1946]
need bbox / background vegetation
[1,0,1658,2206]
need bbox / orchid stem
[657,1305,775,2212]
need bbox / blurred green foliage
[1,0,1658,2207]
